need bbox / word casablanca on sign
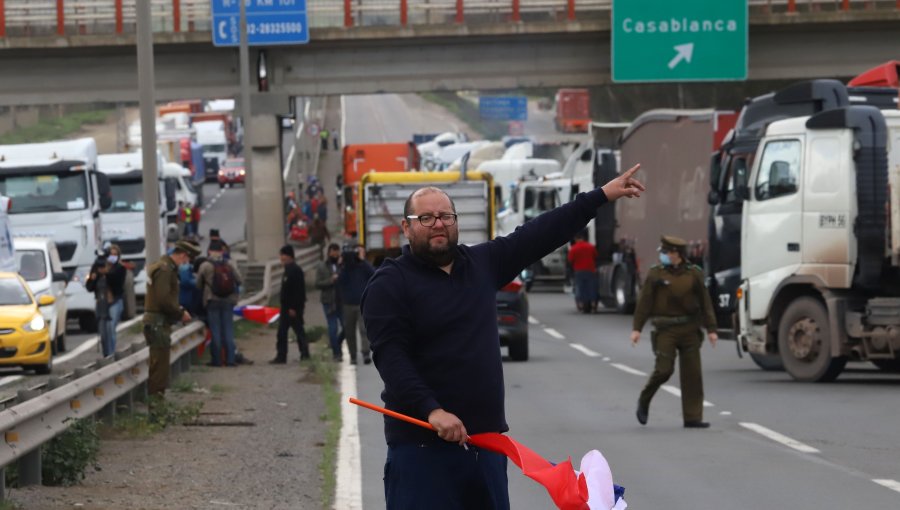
[621,17,741,34]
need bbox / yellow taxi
[0,272,55,374]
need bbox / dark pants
[323,304,343,359]
[639,325,705,423]
[276,309,309,361]
[144,317,171,396]
[385,442,509,510]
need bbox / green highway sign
[612,0,747,83]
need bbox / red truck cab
[342,143,420,235]
[555,88,591,133]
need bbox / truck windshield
[0,172,88,213]
[109,180,144,212]
[203,145,226,153]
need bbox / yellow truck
[357,170,532,361]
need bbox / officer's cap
[659,235,687,251]
[173,240,201,257]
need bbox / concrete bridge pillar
[245,93,291,263]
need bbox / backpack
[211,260,236,298]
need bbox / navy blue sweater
[337,259,375,306]
[361,187,609,445]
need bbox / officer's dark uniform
[144,241,198,395]
[633,236,717,427]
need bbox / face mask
[659,252,672,266]
[107,255,119,264]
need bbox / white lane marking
[56,335,99,363]
[720,411,732,416]
[740,422,820,454]
[602,357,611,362]
[660,385,714,407]
[569,343,600,357]
[335,343,362,510]
[610,363,647,377]
[0,375,23,388]
[873,479,900,494]
[527,316,539,325]
[543,328,565,340]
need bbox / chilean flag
[351,398,627,510]
[233,305,280,325]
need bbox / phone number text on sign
[248,21,304,35]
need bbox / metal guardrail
[0,256,285,491]
[3,0,896,38]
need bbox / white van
[14,238,69,353]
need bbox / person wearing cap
[271,244,309,364]
[208,228,230,258]
[198,239,243,367]
[145,240,198,396]
[631,235,718,428]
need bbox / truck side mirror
[95,172,112,210]
[709,153,722,191]
[707,190,721,206]
[52,272,69,283]
[735,185,750,201]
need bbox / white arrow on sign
[218,20,228,41]
[667,43,694,70]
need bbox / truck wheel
[613,270,634,314]
[871,359,900,372]
[749,352,783,371]
[508,337,529,362]
[79,314,98,333]
[777,297,847,382]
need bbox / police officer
[144,240,199,396]
[630,235,717,428]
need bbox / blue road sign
[212,0,309,47]
[479,96,528,121]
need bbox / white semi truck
[737,106,900,381]
[0,138,112,332]
[97,152,177,313]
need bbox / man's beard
[410,233,458,267]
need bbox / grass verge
[0,109,114,144]
[308,341,341,510]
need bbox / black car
[497,277,529,361]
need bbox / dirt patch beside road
[9,321,329,510]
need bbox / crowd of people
[285,176,331,248]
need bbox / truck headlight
[23,314,46,332]
[71,266,91,284]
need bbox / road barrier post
[512,0,520,22]
[15,389,42,487]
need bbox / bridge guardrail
[0,256,285,492]
[4,0,895,39]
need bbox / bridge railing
[1,0,899,38]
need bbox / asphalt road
[356,291,900,509]
[343,94,470,144]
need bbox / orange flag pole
[349,397,435,432]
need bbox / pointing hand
[602,164,646,201]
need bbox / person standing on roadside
[338,244,375,365]
[85,249,125,357]
[361,165,644,509]
[271,245,310,364]
[198,240,242,367]
[320,127,330,150]
[332,129,340,151]
[145,240,199,396]
[315,243,343,361]
[631,235,718,429]
[567,231,599,313]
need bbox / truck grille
[56,242,77,263]
[115,239,145,255]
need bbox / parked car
[0,272,55,374]
[496,276,529,361]
[218,158,246,188]
[14,238,68,354]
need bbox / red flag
[349,398,608,509]
[234,305,280,325]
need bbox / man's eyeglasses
[405,213,458,227]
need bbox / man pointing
[362,164,645,509]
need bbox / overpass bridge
[1,0,900,106]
